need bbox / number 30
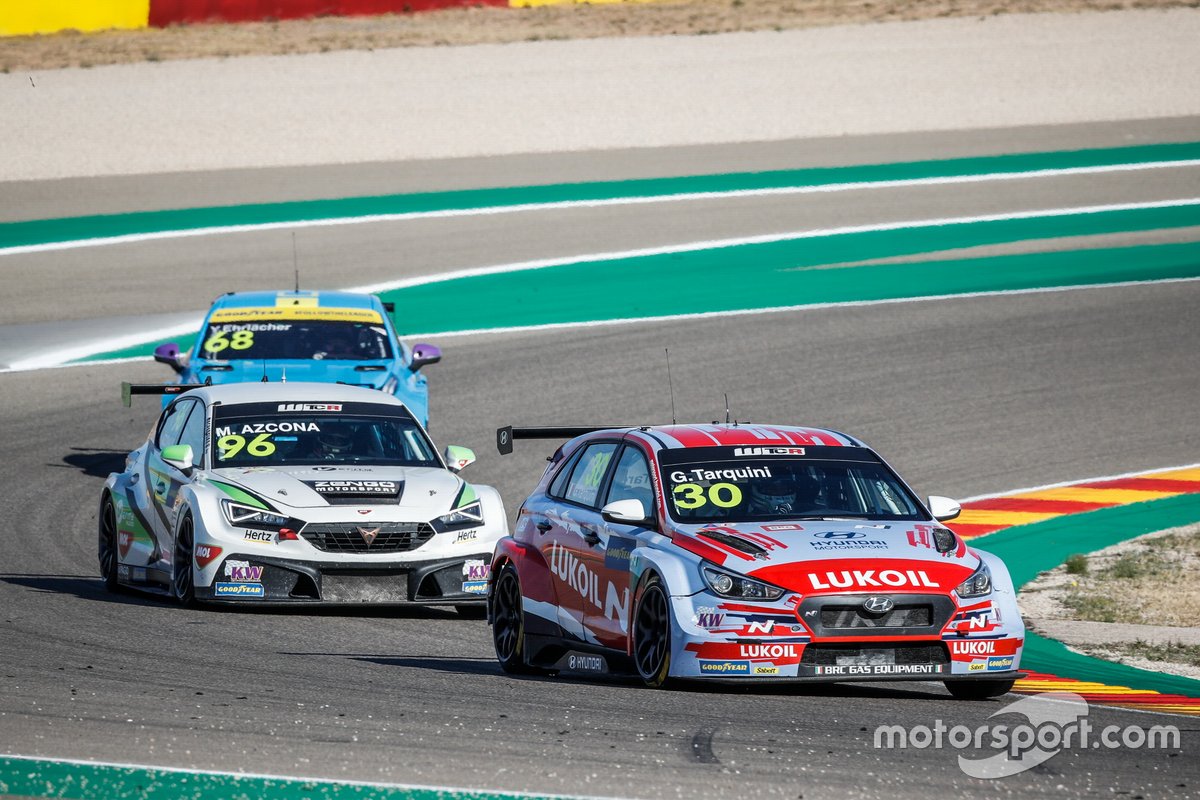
[672,482,743,509]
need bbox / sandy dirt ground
[1021,523,1200,680]
[2,0,1196,71]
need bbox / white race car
[100,382,505,611]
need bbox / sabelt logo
[808,568,939,591]
[733,447,806,457]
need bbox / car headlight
[221,499,290,530]
[955,561,993,598]
[701,563,785,600]
[432,501,483,533]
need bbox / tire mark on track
[689,727,719,764]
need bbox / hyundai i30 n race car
[100,382,504,610]
[489,424,1023,699]
[152,290,441,425]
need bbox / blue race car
[152,291,441,426]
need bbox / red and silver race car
[488,423,1024,699]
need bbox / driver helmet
[748,473,819,514]
[316,423,354,457]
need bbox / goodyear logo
[987,656,1015,671]
[214,582,265,598]
[461,580,488,594]
[698,661,750,674]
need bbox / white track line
[345,197,1200,296]
[958,461,1200,503]
[3,159,1198,258]
[8,275,1199,375]
[5,197,1198,373]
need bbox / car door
[143,398,202,564]
[539,441,619,644]
[585,444,657,650]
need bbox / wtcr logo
[873,692,1180,779]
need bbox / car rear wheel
[172,514,197,608]
[945,679,1016,700]
[98,495,120,592]
[491,564,541,674]
[633,576,673,689]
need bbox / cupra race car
[489,424,1024,699]
[152,290,442,426]
[99,382,505,610]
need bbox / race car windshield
[658,446,924,523]
[199,320,393,361]
[211,402,438,468]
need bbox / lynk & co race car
[489,423,1024,698]
[151,290,442,426]
[100,382,505,610]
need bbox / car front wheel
[633,576,674,689]
[491,564,542,674]
[98,494,120,592]
[172,514,197,608]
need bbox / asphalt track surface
[1,119,1200,798]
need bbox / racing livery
[488,424,1024,699]
[152,290,441,425]
[100,382,504,610]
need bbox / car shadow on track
[0,573,162,607]
[54,448,128,479]
[279,652,513,677]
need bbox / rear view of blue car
[152,290,441,426]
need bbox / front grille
[797,593,956,637]
[301,521,435,553]
[820,604,933,629]
[801,642,949,667]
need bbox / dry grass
[1061,528,1200,627]
[2,0,1196,72]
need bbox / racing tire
[455,604,488,619]
[172,513,198,608]
[491,563,542,675]
[945,679,1016,700]
[633,576,674,689]
[98,494,120,593]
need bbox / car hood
[206,465,464,512]
[192,360,389,389]
[673,519,979,595]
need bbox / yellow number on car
[216,433,276,460]
[672,483,706,509]
[672,482,743,509]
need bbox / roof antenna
[664,348,677,425]
[261,360,269,383]
[725,393,731,425]
[292,232,300,293]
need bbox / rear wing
[496,425,627,456]
[122,382,204,407]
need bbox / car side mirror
[601,498,653,526]
[161,444,196,473]
[154,342,186,374]
[410,343,442,372]
[444,445,475,473]
[928,495,961,522]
